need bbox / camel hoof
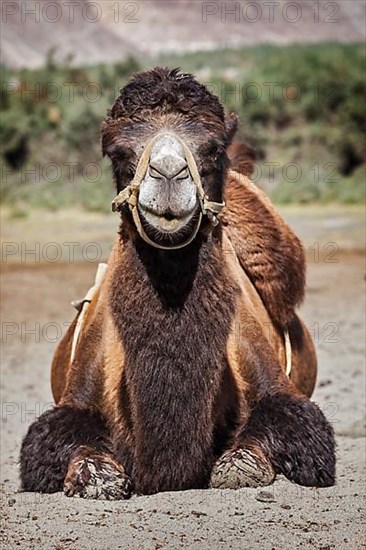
[64,448,132,500]
[210,447,275,489]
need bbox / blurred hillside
[1,0,365,68]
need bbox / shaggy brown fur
[223,171,306,327]
[227,141,257,177]
[20,68,335,497]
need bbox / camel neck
[109,233,239,493]
[132,236,209,309]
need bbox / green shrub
[1,44,364,210]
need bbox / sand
[1,207,365,549]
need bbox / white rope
[70,262,108,364]
[284,328,292,377]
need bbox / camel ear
[100,118,115,158]
[225,112,239,145]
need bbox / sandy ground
[0,207,365,549]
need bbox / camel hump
[222,170,306,327]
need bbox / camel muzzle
[111,132,225,251]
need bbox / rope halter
[111,133,225,250]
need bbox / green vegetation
[0,44,365,212]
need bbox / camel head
[101,67,238,249]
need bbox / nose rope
[111,133,225,250]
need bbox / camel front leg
[20,406,132,500]
[211,393,336,489]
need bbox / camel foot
[64,446,132,500]
[210,446,275,489]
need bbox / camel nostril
[149,158,188,181]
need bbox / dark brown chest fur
[110,236,239,494]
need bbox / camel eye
[176,167,189,180]
[149,166,162,179]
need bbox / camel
[20,68,335,499]
[227,141,257,178]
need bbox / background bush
[0,44,364,212]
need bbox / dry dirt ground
[1,207,365,549]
